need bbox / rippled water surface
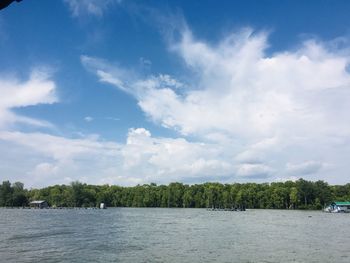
[0,208,349,262]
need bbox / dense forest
[1,179,350,209]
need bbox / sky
[1,0,350,187]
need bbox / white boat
[324,202,350,213]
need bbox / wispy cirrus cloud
[64,0,122,18]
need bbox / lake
[0,208,349,262]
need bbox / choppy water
[0,208,349,263]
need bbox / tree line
[1,179,350,209]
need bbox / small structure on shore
[100,203,106,209]
[29,200,49,209]
[324,201,350,213]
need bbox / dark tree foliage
[0,181,28,207]
[1,179,350,209]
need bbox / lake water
[0,208,349,263]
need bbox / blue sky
[1,0,350,187]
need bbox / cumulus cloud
[82,29,350,139]
[122,128,233,182]
[64,0,122,17]
[0,67,234,186]
[2,24,350,186]
[0,69,57,129]
[82,27,350,183]
[0,127,234,187]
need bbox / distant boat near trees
[29,200,49,209]
[324,202,350,213]
[206,208,246,211]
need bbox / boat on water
[206,206,246,211]
[324,201,350,213]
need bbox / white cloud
[82,30,350,139]
[275,176,300,182]
[84,116,93,122]
[32,162,59,180]
[0,69,57,129]
[0,127,235,187]
[82,27,350,183]
[0,131,118,161]
[122,128,233,182]
[236,163,274,178]
[64,0,122,17]
[0,130,122,187]
[2,25,350,186]
[0,67,235,186]
[234,137,279,164]
[286,161,324,175]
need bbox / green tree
[289,187,299,209]
[0,181,13,206]
[12,182,27,207]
